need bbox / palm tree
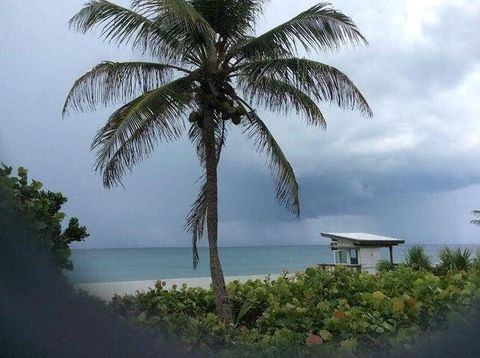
[438,247,472,273]
[63,0,372,322]
[404,245,432,271]
[472,210,480,226]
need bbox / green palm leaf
[231,2,367,59]
[185,176,207,269]
[439,247,472,272]
[63,61,189,116]
[240,58,373,117]
[472,210,480,226]
[133,0,216,57]
[404,245,432,271]
[185,122,228,269]
[240,76,326,128]
[189,0,267,40]
[69,0,212,62]
[92,76,196,187]
[69,1,157,48]
[242,112,300,216]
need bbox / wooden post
[389,245,393,264]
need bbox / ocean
[67,244,480,284]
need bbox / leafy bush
[438,248,472,274]
[377,258,397,272]
[110,267,480,357]
[0,164,89,269]
[404,245,433,271]
[473,248,480,272]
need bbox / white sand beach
[75,274,282,301]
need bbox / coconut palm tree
[472,210,480,226]
[63,0,372,322]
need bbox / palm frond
[69,1,158,50]
[438,247,472,273]
[68,0,202,62]
[241,111,300,216]
[404,245,432,271]
[134,0,216,57]
[187,117,228,165]
[92,76,195,187]
[377,258,396,272]
[234,300,255,327]
[63,61,189,116]
[240,58,373,117]
[471,210,480,226]
[185,121,228,268]
[239,76,326,128]
[185,175,207,269]
[189,0,267,40]
[231,2,367,59]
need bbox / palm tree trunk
[203,112,233,324]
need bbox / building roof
[321,232,405,246]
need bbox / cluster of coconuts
[189,101,248,129]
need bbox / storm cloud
[1,0,479,249]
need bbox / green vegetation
[379,246,477,275]
[376,258,396,272]
[404,245,433,271]
[0,164,89,269]
[64,0,371,322]
[438,247,473,274]
[111,261,480,357]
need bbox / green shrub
[0,164,89,269]
[110,267,480,357]
[377,258,397,272]
[404,245,432,271]
[473,248,480,271]
[438,247,472,274]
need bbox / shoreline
[75,274,282,301]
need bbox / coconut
[220,101,231,111]
[226,106,236,115]
[189,111,201,123]
[235,105,247,116]
[231,114,241,125]
[221,103,234,118]
[197,118,204,129]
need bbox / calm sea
[66,244,480,284]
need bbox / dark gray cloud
[1,0,479,249]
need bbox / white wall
[334,239,356,248]
[359,247,381,274]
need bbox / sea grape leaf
[392,300,405,313]
[319,329,332,341]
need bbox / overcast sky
[1,0,479,248]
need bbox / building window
[335,250,348,264]
[350,249,358,265]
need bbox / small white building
[321,232,405,273]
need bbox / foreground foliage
[111,265,480,357]
[0,164,89,269]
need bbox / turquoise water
[67,244,480,284]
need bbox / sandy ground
[75,274,281,301]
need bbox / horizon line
[72,242,480,250]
